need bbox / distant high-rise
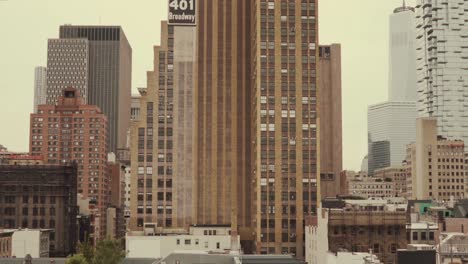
[368,101,416,175]
[318,44,342,199]
[415,0,468,147]
[368,2,418,175]
[30,87,109,241]
[33,66,47,113]
[389,3,416,101]
[46,25,132,153]
[46,39,89,104]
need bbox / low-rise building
[374,166,408,197]
[157,252,306,264]
[126,225,239,259]
[307,199,406,264]
[406,222,438,245]
[438,233,468,264]
[11,229,50,258]
[0,164,78,257]
[348,178,394,198]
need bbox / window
[195,239,199,245]
[429,232,434,240]
[176,239,180,245]
[390,244,397,253]
[204,241,208,248]
[421,232,427,240]
[185,239,191,245]
[216,242,220,249]
[412,232,418,241]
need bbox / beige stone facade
[348,178,394,198]
[251,0,319,258]
[194,0,253,236]
[328,208,407,264]
[130,1,320,259]
[408,117,466,200]
[374,166,408,197]
[130,21,196,230]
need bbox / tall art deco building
[130,0,319,259]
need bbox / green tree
[78,238,94,264]
[66,254,88,264]
[92,239,125,264]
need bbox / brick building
[0,164,78,256]
[374,166,408,197]
[30,87,109,241]
[327,205,407,264]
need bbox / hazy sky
[0,0,416,170]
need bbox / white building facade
[11,229,50,258]
[33,67,47,113]
[415,0,468,146]
[368,102,417,175]
[389,4,417,102]
[125,225,239,259]
[124,166,131,219]
[368,2,418,176]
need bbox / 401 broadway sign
[168,0,196,25]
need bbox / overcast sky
[0,0,416,171]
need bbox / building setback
[0,164,78,257]
[30,88,109,241]
[46,25,132,153]
[129,20,196,230]
[130,0,319,259]
[318,44,342,199]
[34,67,47,114]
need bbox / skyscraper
[130,1,319,258]
[33,66,47,113]
[46,25,132,153]
[368,101,417,175]
[415,0,468,146]
[129,19,196,230]
[194,0,252,236]
[389,2,417,101]
[30,87,109,241]
[368,2,418,175]
[318,44,342,199]
[251,0,318,258]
